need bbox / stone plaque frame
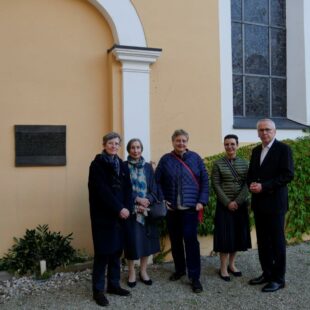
[15,125,66,166]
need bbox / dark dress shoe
[139,272,153,285]
[227,266,242,277]
[107,286,131,296]
[218,270,230,282]
[248,275,269,285]
[93,291,109,307]
[127,280,136,288]
[169,271,186,281]
[262,281,285,292]
[192,279,203,293]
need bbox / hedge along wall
[199,136,310,242]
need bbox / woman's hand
[135,197,150,208]
[196,203,204,211]
[165,201,174,211]
[227,201,238,211]
[137,205,148,213]
[119,208,130,219]
[249,182,262,193]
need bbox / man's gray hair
[102,132,122,146]
[256,118,276,130]
[171,129,189,141]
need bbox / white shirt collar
[263,138,276,149]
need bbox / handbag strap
[222,157,243,185]
[171,152,199,189]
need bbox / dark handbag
[148,199,167,220]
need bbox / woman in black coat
[88,132,133,307]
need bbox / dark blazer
[247,139,294,214]
[88,154,133,255]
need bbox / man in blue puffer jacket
[155,129,209,293]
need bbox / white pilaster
[112,47,162,161]
[287,0,310,126]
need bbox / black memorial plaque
[15,125,66,166]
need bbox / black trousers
[254,211,286,284]
[92,251,122,292]
[167,209,201,280]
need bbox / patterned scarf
[127,156,147,225]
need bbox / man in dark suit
[247,119,294,292]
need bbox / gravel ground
[0,242,309,310]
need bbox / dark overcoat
[88,154,133,255]
[247,139,294,214]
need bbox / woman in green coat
[212,134,251,281]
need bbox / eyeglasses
[258,128,273,133]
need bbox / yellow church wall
[0,0,113,256]
[0,0,228,257]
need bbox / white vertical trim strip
[305,0,310,124]
[219,0,234,139]
[286,0,308,125]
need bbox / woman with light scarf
[124,138,160,288]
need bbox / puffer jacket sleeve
[211,160,230,206]
[197,155,209,205]
[154,157,165,202]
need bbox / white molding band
[112,47,162,161]
[218,0,309,142]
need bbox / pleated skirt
[213,201,252,253]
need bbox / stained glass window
[231,0,286,118]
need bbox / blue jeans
[167,209,201,280]
[92,251,121,292]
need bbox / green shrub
[285,137,310,240]
[0,224,86,275]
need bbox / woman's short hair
[224,134,239,145]
[102,132,121,146]
[171,129,189,141]
[126,138,143,153]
